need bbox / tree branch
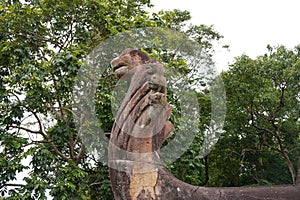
[89,182,102,187]
[31,111,44,134]
[7,125,42,134]
[31,109,71,162]
[48,140,70,162]
[23,140,49,148]
[76,143,85,165]
[271,86,285,121]
[1,183,25,188]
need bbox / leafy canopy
[0,0,223,199]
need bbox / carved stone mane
[109,49,172,199]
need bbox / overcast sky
[150,0,300,72]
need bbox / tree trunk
[108,53,300,199]
[204,156,209,185]
[297,156,300,185]
[276,133,297,184]
[282,150,297,185]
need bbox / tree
[221,45,300,185]
[0,0,162,198]
[0,0,223,199]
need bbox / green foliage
[151,9,191,30]
[169,45,299,188]
[212,45,300,186]
[0,0,159,198]
[0,0,225,198]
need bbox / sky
[150,0,300,72]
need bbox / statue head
[111,49,152,79]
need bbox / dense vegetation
[0,0,299,199]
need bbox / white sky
[150,0,300,72]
